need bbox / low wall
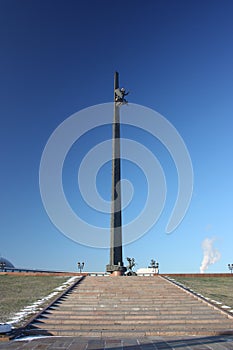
[0,272,87,276]
[161,273,232,277]
[0,272,232,277]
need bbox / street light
[228,264,233,274]
[148,259,159,274]
[77,262,84,273]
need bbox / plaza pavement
[1,335,233,349]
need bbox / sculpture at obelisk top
[106,72,128,275]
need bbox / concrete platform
[1,335,233,349]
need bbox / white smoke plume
[200,238,221,273]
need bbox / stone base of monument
[106,264,126,276]
[111,270,123,276]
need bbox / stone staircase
[28,275,233,337]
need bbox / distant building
[0,257,15,269]
[137,267,159,275]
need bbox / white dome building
[0,257,15,269]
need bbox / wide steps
[28,275,233,337]
[25,328,233,337]
[46,307,223,314]
[40,313,224,320]
[46,308,222,315]
[34,318,231,326]
[32,321,233,330]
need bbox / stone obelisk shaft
[106,72,126,274]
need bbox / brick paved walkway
[1,336,233,349]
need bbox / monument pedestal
[111,270,124,276]
[106,264,126,275]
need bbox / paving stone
[68,344,87,350]
[86,339,105,349]
[0,342,26,350]
[46,339,73,349]
[1,336,233,350]
[105,339,122,349]
[19,341,48,349]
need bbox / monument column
[106,72,127,275]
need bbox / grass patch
[0,275,69,324]
[172,277,233,309]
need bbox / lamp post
[148,259,159,274]
[77,262,84,273]
[228,264,233,274]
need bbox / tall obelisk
[106,72,126,275]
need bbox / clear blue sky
[0,0,232,273]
